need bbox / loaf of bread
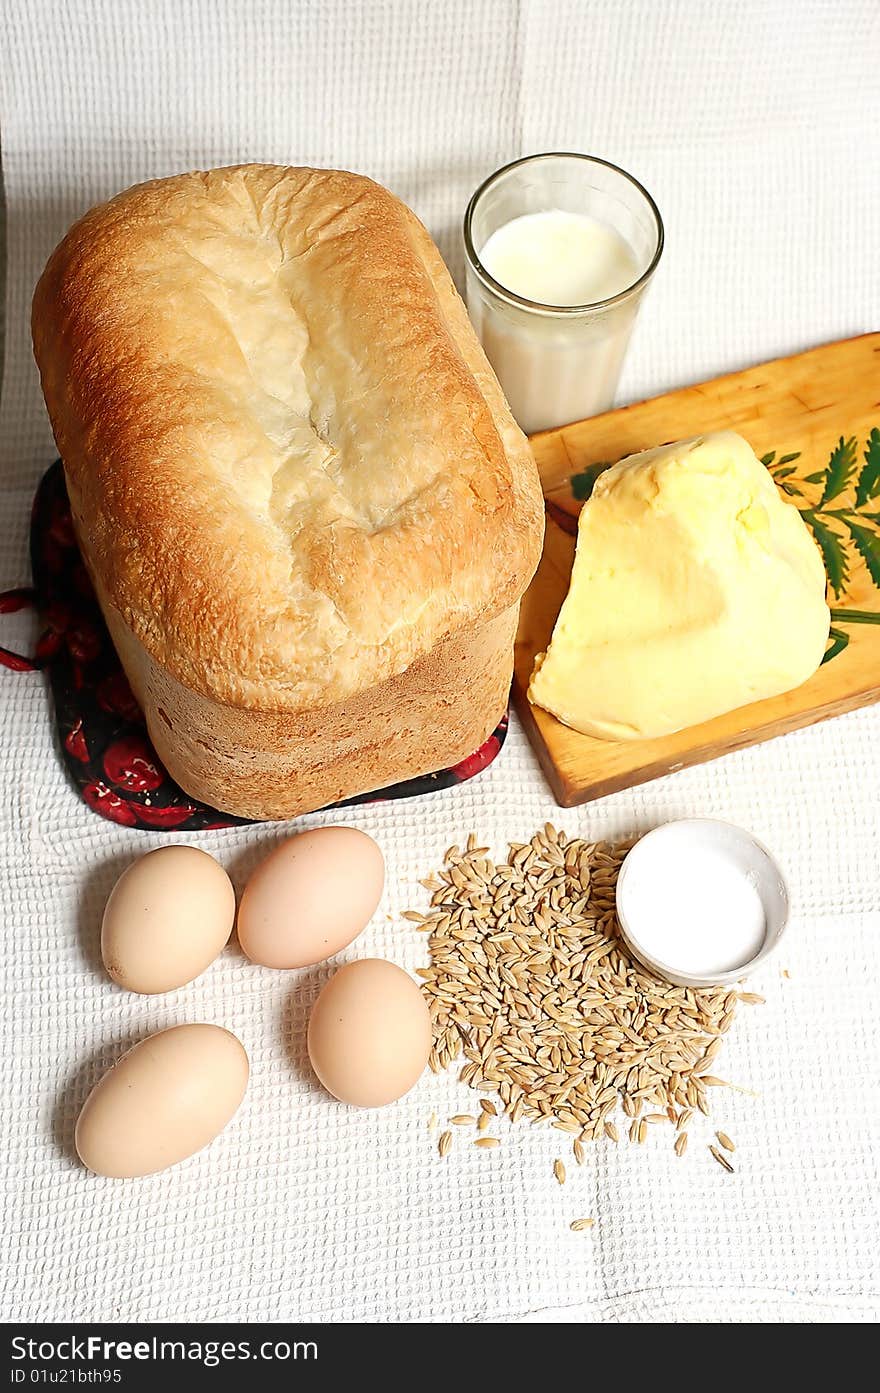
[32,165,543,819]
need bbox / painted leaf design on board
[822,627,850,664]
[843,518,880,589]
[769,430,880,618]
[570,462,612,501]
[818,435,858,505]
[803,513,849,597]
[855,428,880,507]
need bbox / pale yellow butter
[528,431,831,740]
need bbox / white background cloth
[1,0,879,1324]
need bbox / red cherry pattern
[103,736,163,792]
[64,718,89,763]
[137,802,199,829]
[82,781,139,827]
[450,733,503,781]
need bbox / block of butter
[528,431,831,740]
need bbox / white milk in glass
[476,209,640,434]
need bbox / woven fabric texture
[1,0,878,1323]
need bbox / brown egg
[75,1024,249,1178]
[101,845,235,994]
[307,958,432,1107]
[237,826,385,969]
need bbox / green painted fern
[766,429,880,658]
[855,428,880,507]
[801,511,849,598]
[818,436,858,505]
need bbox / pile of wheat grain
[408,825,760,1165]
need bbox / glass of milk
[463,153,663,435]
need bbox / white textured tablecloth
[1,0,879,1324]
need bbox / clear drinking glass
[463,152,663,435]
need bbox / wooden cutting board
[513,333,880,806]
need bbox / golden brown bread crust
[103,586,517,821]
[32,164,544,712]
[31,164,543,818]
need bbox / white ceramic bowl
[615,818,790,988]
